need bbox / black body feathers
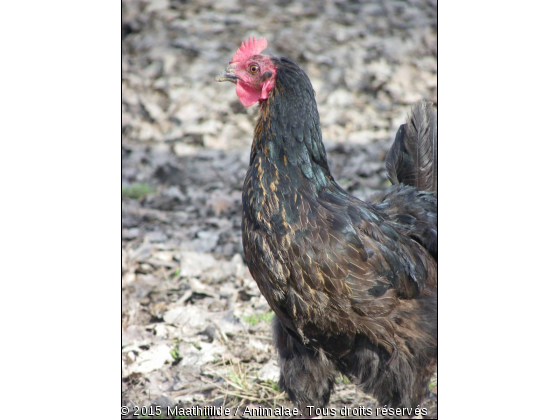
[241,57,437,410]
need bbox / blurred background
[122,0,437,417]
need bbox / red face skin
[231,55,277,107]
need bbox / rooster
[216,37,437,410]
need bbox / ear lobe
[260,79,274,100]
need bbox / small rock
[179,251,218,277]
[257,360,279,382]
[126,344,173,375]
[123,228,140,240]
[147,231,167,243]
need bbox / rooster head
[215,37,277,107]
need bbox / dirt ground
[122,0,437,418]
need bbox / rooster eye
[249,64,260,74]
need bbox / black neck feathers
[251,57,332,189]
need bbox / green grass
[122,183,156,199]
[429,372,437,391]
[170,338,180,361]
[429,379,437,391]
[242,311,274,326]
[335,374,352,385]
[264,379,280,392]
[228,369,245,389]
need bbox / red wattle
[236,81,261,107]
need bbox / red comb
[231,36,268,63]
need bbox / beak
[215,64,238,83]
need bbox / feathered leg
[342,295,437,408]
[273,317,337,414]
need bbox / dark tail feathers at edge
[386,101,437,193]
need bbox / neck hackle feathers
[232,37,268,63]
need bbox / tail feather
[386,101,437,193]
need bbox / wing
[275,186,436,350]
[310,188,435,298]
[371,183,437,261]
